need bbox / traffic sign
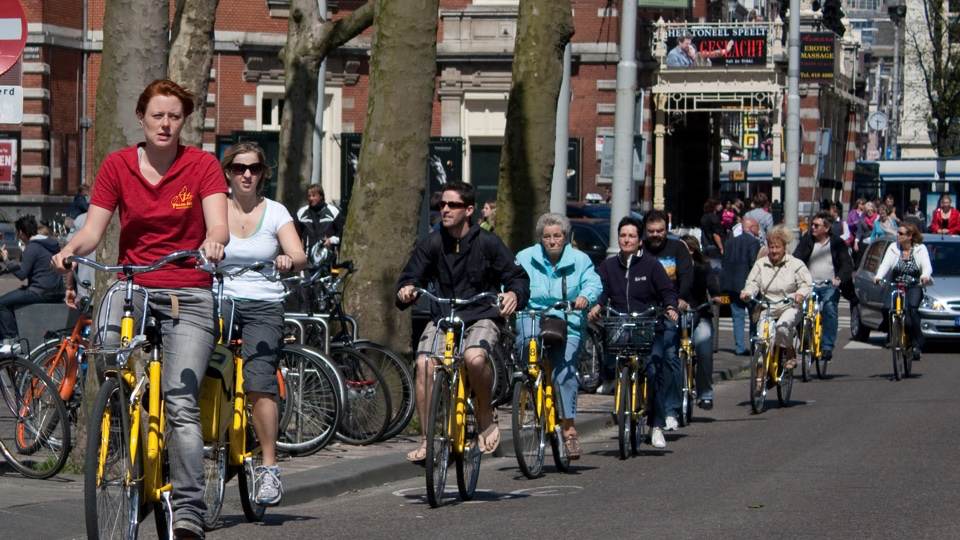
[0,0,26,76]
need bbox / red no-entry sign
[0,0,27,76]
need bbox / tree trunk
[494,0,574,251]
[277,1,374,210]
[80,0,169,466]
[168,0,220,148]
[340,0,439,353]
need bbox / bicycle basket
[603,316,656,354]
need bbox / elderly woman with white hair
[515,213,602,459]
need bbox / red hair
[135,79,195,117]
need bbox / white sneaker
[0,342,20,355]
[664,416,679,431]
[651,427,666,449]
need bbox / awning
[863,159,960,182]
[746,160,784,182]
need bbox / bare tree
[276,1,374,209]
[495,0,574,250]
[168,0,220,147]
[339,0,440,352]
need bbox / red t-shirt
[90,144,227,288]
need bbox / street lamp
[885,0,906,159]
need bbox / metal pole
[784,0,801,233]
[311,0,328,186]
[551,43,572,214]
[889,19,900,158]
[609,0,638,254]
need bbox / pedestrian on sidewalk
[721,216,761,356]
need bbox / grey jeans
[99,285,216,527]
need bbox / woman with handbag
[515,213,602,459]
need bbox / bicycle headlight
[920,295,946,311]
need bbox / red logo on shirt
[171,186,194,210]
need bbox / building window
[257,86,285,131]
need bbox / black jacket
[296,203,345,266]
[1,236,65,296]
[645,238,693,302]
[689,260,721,317]
[720,232,761,295]
[395,225,530,324]
[596,250,678,314]
[793,232,855,300]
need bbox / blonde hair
[766,224,793,246]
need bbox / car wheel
[850,302,870,342]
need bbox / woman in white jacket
[873,222,933,360]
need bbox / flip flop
[478,423,501,454]
[406,442,427,463]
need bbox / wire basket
[603,315,656,354]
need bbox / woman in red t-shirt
[929,193,960,235]
[52,79,228,538]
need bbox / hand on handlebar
[921,276,933,286]
[274,254,294,273]
[498,291,518,317]
[397,284,418,305]
[588,304,602,322]
[677,298,689,311]
[200,239,225,264]
[572,295,589,311]
[793,292,805,305]
[51,250,74,274]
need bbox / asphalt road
[190,334,960,540]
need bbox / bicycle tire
[275,345,343,456]
[237,451,266,522]
[616,364,630,460]
[577,326,603,393]
[629,369,645,456]
[890,317,902,381]
[201,435,228,530]
[798,323,811,383]
[902,326,913,379]
[814,316,827,379]
[455,398,482,501]
[352,341,415,442]
[511,379,544,479]
[678,350,692,427]
[30,338,82,434]
[777,362,794,406]
[332,346,392,445]
[0,356,71,479]
[550,384,570,472]
[84,376,142,540]
[425,369,452,508]
[749,348,766,414]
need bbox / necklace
[231,197,262,232]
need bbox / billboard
[799,32,836,82]
[664,25,768,67]
[0,136,17,192]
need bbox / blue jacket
[515,243,602,339]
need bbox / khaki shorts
[417,318,500,358]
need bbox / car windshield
[927,243,960,276]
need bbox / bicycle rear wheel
[0,356,71,478]
[425,370,452,508]
[629,370,646,456]
[455,399,482,501]
[616,364,631,460]
[276,345,343,456]
[352,341,415,442]
[890,317,902,381]
[550,384,570,472]
[332,346,392,445]
[84,376,142,540]
[749,348,767,414]
[201,435,228,530]
[510,379,544,479]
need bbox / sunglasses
[227,163,265,176]
[439,201,468,210]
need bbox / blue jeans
[660,321,682,419]
[692,316,714,401]
[101,286,216,528]
[515,319,582,420]
[816,285,840,354]
[730,298,756,354]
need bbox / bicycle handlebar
[215,260,279,280]
[876,275,924,286]
[66,250,208,276]
[414,288,501,308]
[515,301,578,317]
[811,279,835,287]
[681,301,714,313]
[746,296,795,309]
[600,305,662,318]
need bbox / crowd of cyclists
[0,77,943,538]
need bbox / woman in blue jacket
[515,213,602,460]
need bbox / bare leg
[464,348,493,429]
[561,418,577,439]
[408,353,432,459]
[249,392,278,466]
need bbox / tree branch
[308,2,374,61]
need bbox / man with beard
[643,210,693,431]
[296,184,344,268]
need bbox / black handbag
[539,275,568,348]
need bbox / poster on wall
[0,137,18,193]
[664,25,768,68]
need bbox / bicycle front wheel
[629,370,645,456]
[749,348,767,414]
[510,379,544,479]
[777,359,794,406]
[276,345,343,456]
[576,326,603,393]
[0,356,71,479]
[678,350,692,427]
[352,341,415,442]
[201,435,228,530]
[890,317,902,381]
[332,346,392,445]
[84,376,142,540]
[455,398,482,501]
[798,324,812,383]
[814,317,828,379]
[616,364,631,460]
[425,370,452,508]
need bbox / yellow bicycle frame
[805,296,823,358]
[613,356,646,420]
[760,318,781,384]
[444,328,468,455]
[526,336,558,435]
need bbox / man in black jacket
[721,217,761,355]
[296,184,345,268]
[793,211,854,362]
[396,182,529,461]
[0,215,65,353]
[588,217,679,449]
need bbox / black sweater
[1,236,64,296]
[596,250,678,314]
[644,237,693,302]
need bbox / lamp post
[885,0,906,160]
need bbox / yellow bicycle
[511,301,575,478]
[748,297,795,414]
[678,302,712,426]
[416,288,499,508]
[603,306,658,460]
[881,275,922,381]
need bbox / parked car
[851,234,960,343]
[566,202,643,221]
[570,218,610,266]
